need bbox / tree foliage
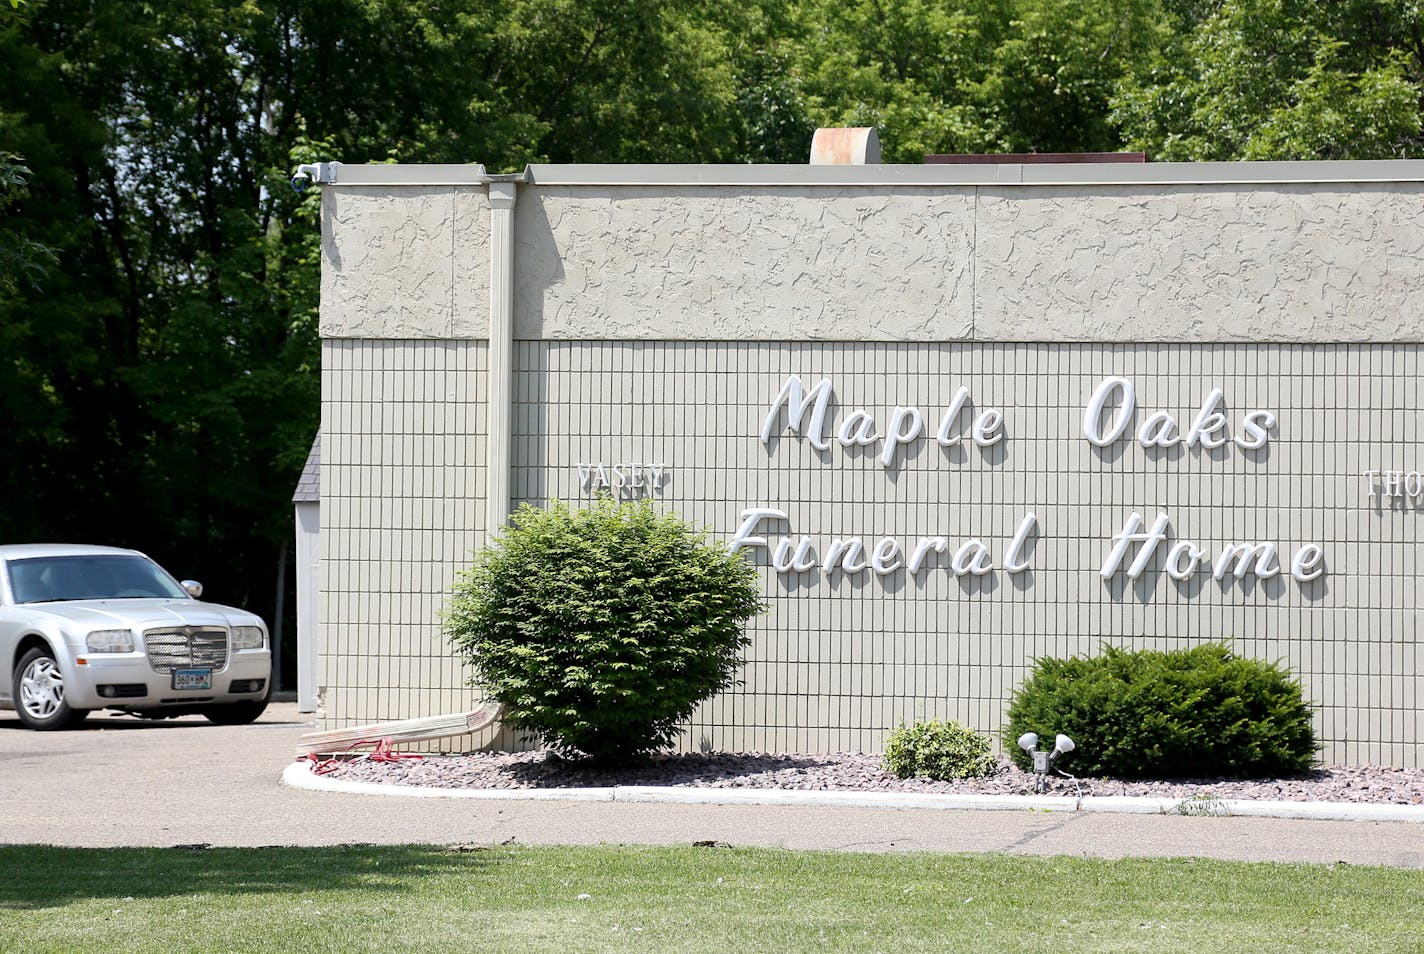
[789,0,1171,160]
[3,0,1423,683]
[1,1,327,636]
[0,152,52,295]
[1113,0,1424,160]
[0,0,755,654]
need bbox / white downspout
[485,178,519,540]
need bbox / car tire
[201,698,269,726]
[12,646,90,730]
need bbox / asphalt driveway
[1,702,1420,867]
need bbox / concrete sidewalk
[2,703,1421,868]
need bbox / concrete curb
[281,762,1424,822]
[282,764,615,801]
[613,785,1076,813]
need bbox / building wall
[317,163,1424,764]
[322,168,1424,344]
[318,338,493,736]
[294,500,320,712]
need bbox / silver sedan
[0,544,271,729]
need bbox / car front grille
[144,627,229,673]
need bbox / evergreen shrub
[883,719,997,781]
[1003,643,1316,779]
[445,498,764,765]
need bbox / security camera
[291,162,337,192]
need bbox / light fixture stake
[1017,731,1077,794]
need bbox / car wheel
[200,699,269,726]
[12,647,90,730]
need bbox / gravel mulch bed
[318,750,1424,805]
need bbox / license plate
[172,669,212,691]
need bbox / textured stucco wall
[512,187,975,340]
[974,184,1424,342]
[320,186,489,339]
[320,173,1424,342]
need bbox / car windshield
[6,555,189,603]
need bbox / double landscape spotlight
[1017,731,1077,794]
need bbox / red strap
[304,737,423,776]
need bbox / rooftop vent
[810,128,881,165]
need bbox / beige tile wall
[321,339,506,747]
[321,338,1423,766]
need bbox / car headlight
[231,626,265,650]
[86,629,134,653]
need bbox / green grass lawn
[1,844,1420,953]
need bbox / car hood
[23,599,262,632]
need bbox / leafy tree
[0,152,52,295]
[0,0,768,681]
[1,0,47,293]
[1113,0,1424,160]
[470,0,743,166]
[6,0,1423,693]
[791,0,1009,160]
[0,1,323,630]
[966,0,1173,153]
[791,0,1169,160]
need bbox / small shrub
[883,719,997,781]
[445,498,764,766]
[1003,643,1316,779]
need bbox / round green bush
[445,498,764,765]
[1003,643,1316,779]
[883,719,997,781]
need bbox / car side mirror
[181,580,204,599]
